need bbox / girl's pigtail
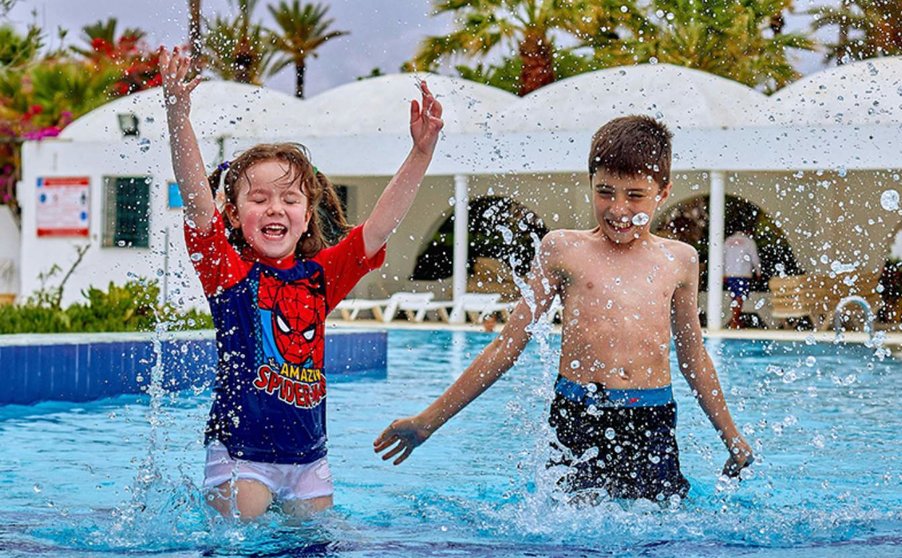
[205,163,245,250]
[207,166,224,198]
[316,171,352,244]
[299,170,352,257]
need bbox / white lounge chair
[449,293,515,323]
[382,292,455,322]
[333,298,390,321]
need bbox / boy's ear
[224,203,241,229]
[657,181,672,204]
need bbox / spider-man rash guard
[185,212,385,464]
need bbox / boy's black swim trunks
[548,375,691,501]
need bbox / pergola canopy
[497,63,766,132]
[58,57,902,173]
[60,81,313,141]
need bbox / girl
[160,48,443,519]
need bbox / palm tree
[1,0,19,17]
[810,0,902,63]
[189,0,202,54]
[268,1,348,98]
[203,0,276,84]
[644,0,814,91]
[410,0,642,96]
[188,0,203,73]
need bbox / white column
[706,171,726,332]
[451,174,469,323]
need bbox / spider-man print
[257,271,325,367]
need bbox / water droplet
[138,138,151,152]
[605,427,616,440]
[805,356,816,367]
[190,252,204,262]
[880,189,899,211]
[569,359,580,369]
[631,212,650,226]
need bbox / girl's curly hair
[208,143,351,258]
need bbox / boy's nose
[608,205,630,219]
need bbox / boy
[373,116,753,501]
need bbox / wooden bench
[768,271,881,330]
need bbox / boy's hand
[722,440,755,478]
[409,81,443,157]
[373,416,432,465]
[159,47,202,121]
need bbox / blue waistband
[554,375,674,408]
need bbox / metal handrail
[833,296,875,341]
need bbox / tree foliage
[810,0,902,63]
[409,0,645,96]
[203,0,278,84]
[645,0,814,91]
[414,0,814,94]
[71,17,162,96]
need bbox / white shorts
[203,441,333,501]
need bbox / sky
[6,0,836,97]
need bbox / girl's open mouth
[261,224,288,238]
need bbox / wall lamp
[117,113,140,137]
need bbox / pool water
[1,330,900,557]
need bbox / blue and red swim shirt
[185,212,385,464]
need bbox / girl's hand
[373,416,433,465]
[409,81,444,157]
[159,47,202,121]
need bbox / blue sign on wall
[168,182,183,209]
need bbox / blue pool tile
[0,330,387,405]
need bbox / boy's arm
[361,82,443,259]
[374,234,564,465]
[671,244,754,477]
[160,48,216,232]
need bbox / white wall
[0,205,20,297]
[18,138,218,308]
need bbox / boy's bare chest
[560,254,677,311]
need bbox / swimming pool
[1,329,900,557]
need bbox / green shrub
[0,278,212,334]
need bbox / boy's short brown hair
[588,115,673,188]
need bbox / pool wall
[0,329,387,405]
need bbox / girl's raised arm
[361,82,443,259]
[160,47,216,232]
